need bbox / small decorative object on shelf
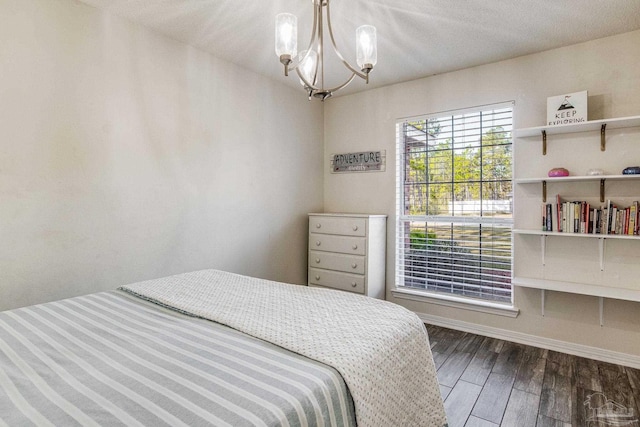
[622,166,640,175]
[586,168,604,176]
[548,167,569,177]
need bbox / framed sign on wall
[330,150,386,173]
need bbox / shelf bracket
[541,289,546,317]
[599,297,604,326]
[599,238,605,271]
[542,180,547,203]
[540,235,546,265]
[600,123,607,151]
[600,179,605,203]
[541,130,547,155]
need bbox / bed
[0,269,447,426]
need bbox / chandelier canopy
[275,0,377,101]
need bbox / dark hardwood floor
[425,324,640,427]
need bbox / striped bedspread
[122,270,447,427]
[0,290,356,426]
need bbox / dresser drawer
[309,234,366,255]
[308,268,365,294]
[309,216,366,237]
[309,251,365,275]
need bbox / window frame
[393,102,517,313]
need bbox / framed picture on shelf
[547,90,587,126]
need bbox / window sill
[391,287,520,318]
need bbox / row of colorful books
[542,197,639,235]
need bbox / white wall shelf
[514,115,640,138]
[515,175,640,202]
[512,276,639,326]
[513,230,636,272]
[512,276,640,303]
[514,115,640,155]
[516,175,640,202]
[515,174,640,185]
[513,229,639,240]
[513,114,640,324]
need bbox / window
[396,103,513,304]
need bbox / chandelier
[275,0,377,101]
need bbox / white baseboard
[417,312,640,370]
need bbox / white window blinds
[395,103,513,303]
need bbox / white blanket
[121,269,447,427]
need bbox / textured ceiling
[76,0,640,97]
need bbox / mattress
[1,270,447,426]
[0,290,355,426]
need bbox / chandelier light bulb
[356,25,377,72]
[299,50,318,87]
[275,13,297,59]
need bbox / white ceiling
[77,0,640,98]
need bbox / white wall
[3,0,639,362]
[324,30,640,359]
[0,0,324,311]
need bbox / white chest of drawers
[308,213,387,299]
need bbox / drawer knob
[315,258,321,264]
[316,223,321,229]
[316,241,321,246]
[352,244,358,250]
[351,263,357,269]
[315,275,320,281]
[351,282,357,287]
[352,225,358,231]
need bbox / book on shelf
[556,194,562,233]
[625,207,630,234]
[588,207,595,234]
[629,202,638,235]
[542,202,553,231]
[611,204,618,234]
